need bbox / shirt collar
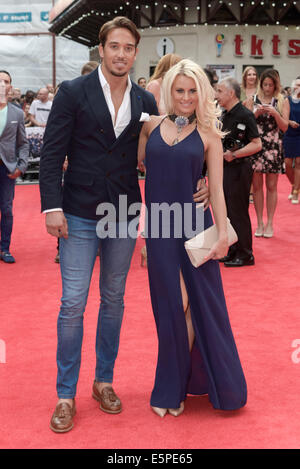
[98,65,132,92]
[225,101,241,116]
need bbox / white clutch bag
[184,218,238,268]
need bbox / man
[11,87,22,108]
[46,83,54,94]
[39,17,208,433]
[0,70,29,263]
[137,77,147,89]
[216,78,262,267]
[29,87,52,127]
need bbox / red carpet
[0,176,300,449]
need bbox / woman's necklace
[261,95,276,106]
[168,112,196,145]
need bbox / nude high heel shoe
[288,186,295,200]
[291,189,299,205]
[254,225,264,237]
[141,246,147,267]
[168,401,185,417]
[151,406,167,418]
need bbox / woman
[241,66,259,107]
[138,59,247,417]
[142,53,205,265]
[241,66,259,203]
[250,69,289,238]
[146,53,182,114]
[283,77,300,204]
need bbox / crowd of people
[0,14,299,433]
[7,83,54,126]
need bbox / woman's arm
[267,98,289,132]
[284,98,299,128]
[146,80,161,111]
[137,116,164,171]
[137,122,149,171]
[203,130,229,261]
[243,96,254,111]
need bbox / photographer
[216,78,262,267]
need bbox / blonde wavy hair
[242,66,259,90]
[162,59,224,137]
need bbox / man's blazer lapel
[1,104,15,138]
[129,84,144,133]
[83,69,116,146]
[110,84,143,149]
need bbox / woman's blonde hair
[257,68,284,114]
[162,59,224,137]
[148,53,182,82]
[242,66,259,90]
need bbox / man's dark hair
[204,68,214,86]
[0,70,12,83]
[98,16,140,48]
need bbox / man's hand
[223,150,235,162]
[193,178,209,210]
[289,120,300,129]
[8,168,22,180]
[46,211,68,238]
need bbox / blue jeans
[57,213,137,398]
[0,163,16,253]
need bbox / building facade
[133,24,299,87]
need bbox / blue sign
[40,11,49,22]
[0,12,32,23]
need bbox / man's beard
[110,69,128,77]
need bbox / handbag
[184,218,238,268]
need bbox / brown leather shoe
[92,381,122,414]
[50,400,76,433]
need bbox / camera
[222,123,246,152]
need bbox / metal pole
[52,33,56,87]
[52,0,56,87]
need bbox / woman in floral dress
[250,69,289,238]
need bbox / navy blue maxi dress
[144,122,247,411]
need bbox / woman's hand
[264,105,277,117]
[138,161,146,173]
[254,104,265,117]
[203,237,228,263]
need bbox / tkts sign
[234,34,300,58]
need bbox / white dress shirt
[44,66,132,213]
[98,65,132,138]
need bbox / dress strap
[160,115,169,126]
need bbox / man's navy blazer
[39,69,158,220]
